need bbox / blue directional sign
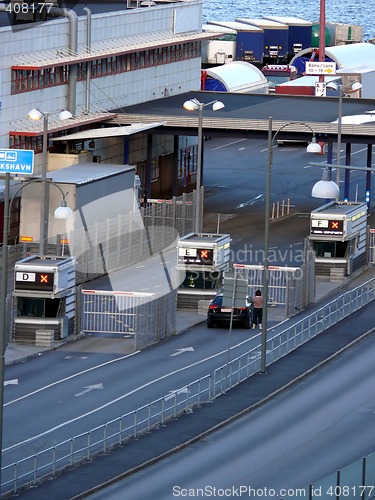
[0,149,34,175]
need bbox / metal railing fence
[80,288,177,349]
[1,374,212,496]
[3,276,375,497]
[304,451,375,499]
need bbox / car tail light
[209,304,218,310]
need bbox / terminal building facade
[0,0,208,200]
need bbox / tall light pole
[0,177,72,486]
[326,81,363,189]
[183,98,224,233]
[261,118,322,374]
[28,108,73,255]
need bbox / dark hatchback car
[207,294,251,329]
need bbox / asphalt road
[5,136,375,496]
[84,330,375,500]
[9,296,375,499]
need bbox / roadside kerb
[69,325,375,500]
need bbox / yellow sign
[20,236,33,242]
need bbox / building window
[11,41,202,94]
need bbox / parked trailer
[236,18,289,62]
[202,24,237,65]
[207,20,264,65]
[262,16,312,58]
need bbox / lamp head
[212,101,225,111]
[54,199,73,219]
[28,108,44,121]
[183,99,200,111]
[58,110,73,121]
[311,168,340,199]
[306,136,322,153]
[351,81,362,92]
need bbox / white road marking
[4,336,261,453]
[75,384,103,397]
[5,379,18,387]
[170,347,194,356]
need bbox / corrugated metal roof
[262,16,313,27]
[202,24,236,34]
[52,123,165,141]
[10,111,116,136]
[11,31,217,70]
[235,18,289,30]
[207,21,263,32]
[47,163,135,185]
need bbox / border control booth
[13,256,76,343]
[309,201,368,278]
[176,233,231,310]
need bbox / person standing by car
[251,289,263,330]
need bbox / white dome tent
[203,61,269,93]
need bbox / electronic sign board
[310,219,344,236]
[178,247,214,266]
[15,271,54,291]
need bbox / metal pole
[261,117,272,373]
[318,0,326,83]
[194,103,203,234]
[335,85,343,188]
[40,112,49,256]
[0,173,10,483]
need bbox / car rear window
[212,295,223,306]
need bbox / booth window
[313,241,348,258]
[17,297,65,318]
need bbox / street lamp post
[261,118,322,374]
[28,108,73,255]
[183,98,224,233]
[326,81,363,190]
[0,177,72,485]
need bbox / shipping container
[326,22,363,46]
[236,18,289,61]
[207,20,264,64]
[262,16,312,58]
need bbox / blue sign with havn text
[0,149,34,175]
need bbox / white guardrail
[2,276,375,496]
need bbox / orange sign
[20,236,33,242]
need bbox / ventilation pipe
[83,6,92,113]
[50,7,78,114]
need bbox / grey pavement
[5,265,375,366]
[14,265,375,500]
